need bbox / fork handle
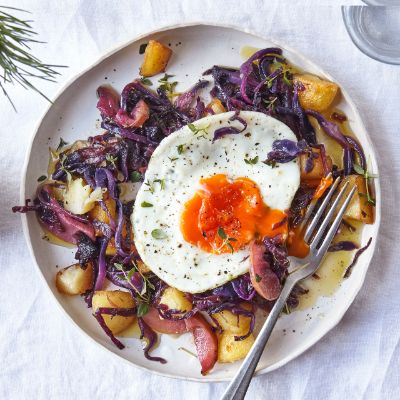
[220,276,297,400]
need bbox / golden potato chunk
[89,197,116,226]
[140,40,172,77]
[63,178,103,215]
[56,263,93,295]
[342,175,374,224]
[159,287,192,313]
[105,238,117,256]
[299,148,333,184]
[207,98,226,114]
[218,332,255,363]
[92,290,136,335]
[295,74,339,112]
[212,304,252,335]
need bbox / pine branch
[0,6,66,110]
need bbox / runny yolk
[313,173,333,200]
[180,174,288,254]
[287,225,310,258]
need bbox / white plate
[20,23,381,382]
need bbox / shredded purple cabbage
[344,238,372,278]
[345,135,367,170]
[231,274,255,301]
[175,80,209,112]
[266,139,309,163]
[106,264,144,297]
[305,109,353,175]
[94,236,109,291]
[239,47,282,104]
[138,317,167,364]
[212,111,247,142]
[328,241,359,252]
[263,236,290,281]
[94,307,136,349]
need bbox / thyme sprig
[114,262,155,304]
[158,73,178,99]
[217,227,237,254]
[187,123,210,139]
[353,163,377,206]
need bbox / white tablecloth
[1,1,399,399]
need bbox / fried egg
[132,111,300,293]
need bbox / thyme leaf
[244,156,258,165]
[151,229,167,240]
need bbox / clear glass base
[342,5,400,65]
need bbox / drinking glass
[342,4,400,65]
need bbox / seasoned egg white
[132,111,300,293]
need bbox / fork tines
[303,177,357,255]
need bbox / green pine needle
[0,6,66,110]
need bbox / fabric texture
[1,1,399,399]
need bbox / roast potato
[218,332,255,363]
[56,262,93,295]
[92,290,136,335]
[63,178,103,215]
[105,238,117,256]
[89,197,116,226]
[159,287,192,313]
[342,175,374,224]
[207,98,226,114]
[212,304,252,335]
[294,73,339,112]
[140,40,172,77]
[299,148,332,184]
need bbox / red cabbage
[175,80,209,112]
[94,307,136,349]
[231,274,255,301]
[286,284,309,309]
[289,185,314,226]
[106,264,144,298]
[266,139,309,163]
[345,135,367,170]
[100,121,156,145]
[263,236,290,281]
[114,199,129,257]
[328,241,359,252]
[35,185,95,244]
[94,236,109,291]
[312,143,330,176]
[94,168,118,199]
[292,82,317,144]
[212,111,247,142]
[239,47,282,104]
[195,97,205,120]
[344,238,372,278]
[305,109,353,175]
[253,67,282,107]
[138,317,167,364]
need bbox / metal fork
[220,177,356,400]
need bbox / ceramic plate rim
[19,22,381,382]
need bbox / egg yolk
[180,174,288,254]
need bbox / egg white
[132,111,300,293]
